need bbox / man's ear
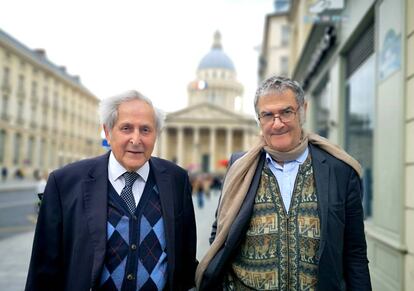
[103,125,111,145]
[301,101,308,124]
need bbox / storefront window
[314,78,331,138]
[345,56,375,218]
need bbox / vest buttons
[126,274,135,280]
[132,215,138,221]
[131,244,137,250]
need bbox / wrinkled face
[257,89,306,152]
[104,99,157,171]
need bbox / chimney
[34,48,46,58]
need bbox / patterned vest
[98,170,168,291]
[224,155,320,291]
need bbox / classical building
[259,0,414,290]
[154,32,258,174]
[0,28,103,180]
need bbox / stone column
[160,127,168,159]
[177,126,184,167]
[46,138,52,170]
[4,128,13,168]
[243,128,250,150]
[192,127,200,172]
[21,133,29,167]
[226,127,233,159]
[32,135,40,170]
[209,127,216,172]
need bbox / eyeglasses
[258,107,298,125]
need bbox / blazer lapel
[82,152,110,286]
[227,152,266,248]
[309,144,329,260]
[149,158,175,290]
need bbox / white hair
[99,90,165,134]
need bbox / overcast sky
[1,0,274,115]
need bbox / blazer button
[126,274,135,280]
[131,244,137,250]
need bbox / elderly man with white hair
[26,90,197,291]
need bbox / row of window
[198,69,234,80]
[1,64,97,118]
[0,129,97,168]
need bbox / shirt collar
[266,146,309,168]
[108,151,150,183]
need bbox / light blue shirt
[266,147,309,213]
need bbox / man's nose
[271,116,284,128]
[129,130,141,144]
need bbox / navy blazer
[25,152,197,291]
[200,144,371,291]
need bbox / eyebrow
[260,106,295,114]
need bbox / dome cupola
[197,31,235,71]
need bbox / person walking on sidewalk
[196,76,371,290]
[1,166,7,181]
[26,90,197,291]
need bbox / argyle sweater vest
[225,155,320,291]
[98,170,168,291]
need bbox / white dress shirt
[266,147,309,213]
[107,152,149,206]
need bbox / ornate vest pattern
[225,155,320,290]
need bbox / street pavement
[194,192,220,261]
[0,231,34,290]
[0,181,220,291]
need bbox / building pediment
[166,102,254,123]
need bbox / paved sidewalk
[0,231,34,291]
[0,193,219,290]
[193,193,220,260]
[0,179,41,290]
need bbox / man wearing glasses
[196,76,371,290]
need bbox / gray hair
[99,90,165,134]
[254,76,306,124]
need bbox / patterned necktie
[121,171,139,213]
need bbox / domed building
[154,31,258,174]
[188,31,243,111]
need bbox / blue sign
[102,139,110,150]
[379,29,401,81]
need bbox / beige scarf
[195,131,361,288]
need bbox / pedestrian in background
[26,90,197,291]
[196,76,371,290]
[35,172,47,196]
[34,172,47,213]
[1,166,7,181]
[192,175,205,209]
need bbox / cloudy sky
[1,0,274,115]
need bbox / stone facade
[0,29,103,180]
